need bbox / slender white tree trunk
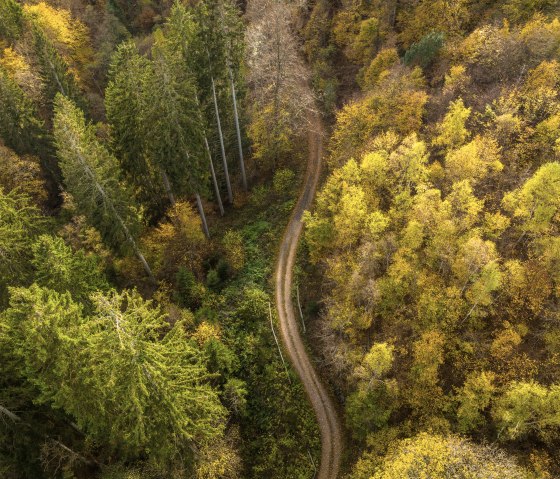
[205,136,224,216]
[196,193,210,238]
[211,75,233,203]
[229,67,247,191]
[161,170,176,206]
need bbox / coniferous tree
[31,234,109,307]
[0,66,44,156]
[1,286,226,465]
[164,3,225,215]
[193,0,235,203]
[105,41,164,212]
[0,0,23,44]
[53,94,154,281]
[31,25,83,108]
[0,189,44,304]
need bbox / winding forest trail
[274,112,343,479]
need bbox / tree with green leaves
[493,381,560,441]
[144,31,208,204]
[31,25,83,108]
[191,0,238,203]
[53,94,154,281]
[503,162,560,236]
[2,285,226,466]
[0,188,44,304]
[31,234,109,306]
[0,0,23,44]
[105,41,163,213]
[0,66,44,156]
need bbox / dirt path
[274,112,343,479]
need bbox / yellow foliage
[24,2,93,82]
[373,433,532,478]
[445,135,503,184]
[0,143,47,206]
[0,46,27,76]
[361,48,399,90]
[491,324,522,360]
[192,322,221,347]
[434,98,471,150]
[24,3,89,52]
[142,201,206,279]
[444,64,469,94]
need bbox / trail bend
[274,112,343,479]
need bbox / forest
[1,0,560,478]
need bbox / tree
[404,31,445,69]
[456,371,496,432]
[408,330,447,417]
[53,94,154,281]
[0,143,47,206]
[0,66,44,156]
[192,0,238,202]
[0,189,44,303]
[0,0,23,43]
[23,2,94,84]
[502,162,560,236]
[105,41,163,212]
[445,135,503,184]
[214,0,247,191]
[372,433,532,479]
[245,0,313,168]
[144,31,208,204]
[31,235,109,306]
[434,98,471,150]
[2,286,226,465]
[493,381,560,441]
[357,342,395,381]
[31,25,83,107]
[163,3,226,212]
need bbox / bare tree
[245,0,313,167]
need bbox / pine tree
[31,234,109,306]
[0,189,44,304]
[164,3,225,215]
[105,41,164,212]
[31,25,83,108]
[193,0,237,203]
[0,0,24,44]
[53,94,154,281]
[0,66,44,156]
[143,31,208,202]
[2,286,226,464]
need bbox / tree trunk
[196,193,210,238]
[211,75,233,204]
[161,170,176,206]
[113,207,156,283]
[69,138,155,283]
[229,67,247,191]
[205,136,224,216]
[0,405,20,422]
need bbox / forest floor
[274,111,343,479]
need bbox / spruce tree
[105,41,163,213]
[2,286,226,464]
[0,0,24,44]
[53,94,154,281]
[0,189,44,304]
[0,66,44,156]
[31,26,83,108]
